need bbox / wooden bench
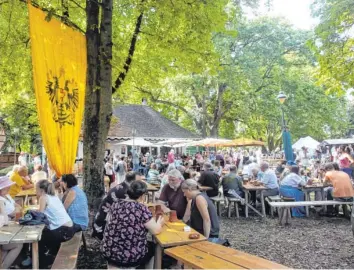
[266,195,282,217]
[225,197,241,218]
[210,194,225,217]
[269,201,353,225]
[51,231,82,269]
[165,241,288,269]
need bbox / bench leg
[32,242,39,270]
[304,192,309,217]
[227,201,231,218]
[260,191,266,217]
[154,244,163,269]
[278,208,283,224]
[286,208,292,225]
[82,232,87,251]
[235,202,239,218]
[217,202,221,217]
[270,202,274,218]
[245,191,249,218]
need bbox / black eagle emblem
[46,71,79,128]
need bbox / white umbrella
[155,139,194,146]
[116,138,153,147]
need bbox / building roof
[108,105,198,141]
[322,138,354,145]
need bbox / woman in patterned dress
[101,180,164,268]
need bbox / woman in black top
[182,179,219,239]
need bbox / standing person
[104,158,115,188]
[155,156,163,173]
[116,157,128,184]
[36,180,74,263]
[299,147,310,168]
[182,179,219,239]
[168,149,175,165]
[60,174,89,232]
[132,148,140,172]
[18,152,27,167]
[113,154,120,181]
[338,146,353,177]
[215,151,224,168]
[198,163,219,197]
[0,176,23,269]
[101,180,164,268]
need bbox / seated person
[0,176,23,269]
[198,163,219,197]
[61,174,89,232]
[324,163,354,214]
[158,169,187,220]
[93,172,137,239]
[280,166,306,217]
[101,180,164,268]
[31,165,48,184]
[258,162,279,197]
[37,180,75,265]
[182,179,219,239]
[147,163,160,185]
[214,160,222,177]
[221,165,244,199]
[9,166,33,198]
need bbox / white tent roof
[322,138,354,145]
[115,138,153,147]
[292,136,320,150]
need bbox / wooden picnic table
[242,183,269,218]
[154,218,207,269]
[165,241,288,269]
[146,183,160,203]
[15,188,37,206]
[0,222,45,269]
[301,184,327,217]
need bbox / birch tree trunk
[83,0,113,208]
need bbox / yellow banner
[28,4,86,177]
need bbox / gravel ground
[77,212,354,269]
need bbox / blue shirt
[67,186,89,230]
[260,169,279,189]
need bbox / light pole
[132,128,137,151]
[277,92,287,131]
[13,128,19,165]
[277,92,293,161]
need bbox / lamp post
[132,128,137,151]
[13,128,19,165]
[277,92,293,161]
[277,92,287,131]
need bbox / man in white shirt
[18,152,27,166]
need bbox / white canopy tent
[292,136,320,150]
[115,138,153,147]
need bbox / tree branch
[112,12,144,94]
[68,0,85,10]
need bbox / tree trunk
[83,0,113,208]
[210,83,226,137]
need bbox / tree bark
[83,0,113,208]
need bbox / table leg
[260,191,266,217]
[321,189,327,212]
[32,242,39,270]
[152,191,156,203]
[245,191,249,218]
[154,244,163,269]
[304,191,309,217]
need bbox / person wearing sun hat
[0,176,24,269]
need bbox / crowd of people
[0,162,88,268]
[1,144,354,268]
